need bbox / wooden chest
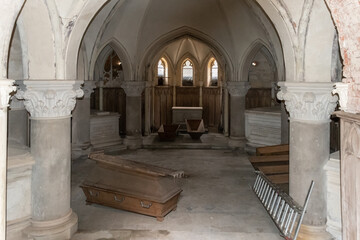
[81,152,183,221]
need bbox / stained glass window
[182,59,193,86]
[210,59,218,86]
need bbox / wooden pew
[257,165,289,175]
[256,144,289,156]
[249,154,289,164]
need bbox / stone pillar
[227,81,250,148]
[121,81,145,149]
[199,81,203,107]
[16,80,83,240]
[0,80,16,240]
[71,81,96,159]
[99,81,104,111]
[222,83,229,136]
[144,81,152,136]
[277,82,337,240]
[8,95,28,145]
[281,102,289,144]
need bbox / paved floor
[71,147,282,240]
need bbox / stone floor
[71,144,282,240]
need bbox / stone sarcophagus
[81,152,183,221]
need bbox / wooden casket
[186,119,205,140]
[81,152,183,221]
[157,124,179,141]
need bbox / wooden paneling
[246,88,272,109]
[91,88,126,135]
[154,86,173,130]
[203,87,221,131]
[176,86,199,107]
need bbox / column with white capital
[277,82,337,240]
[17,80,83,239]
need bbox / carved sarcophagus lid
[81,152,183,221]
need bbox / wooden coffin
[81,152,183,221]
[186,119,205,140]
[157,124,179,141]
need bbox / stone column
[222,82,229,136]
[199,81,203,107]
[144,81,152,136]
[8,95,28,145]
[0,80,16,240]
[277,82,337,240]
[121,81,145,149]
[71,81,96,159]
[16,80,83,240]
[227,81,250,148]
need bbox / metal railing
[252,171,314,240]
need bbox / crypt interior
[1,0,360,239]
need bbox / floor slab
[71,149,282,240]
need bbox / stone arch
[138,26,234,83]
[64,0,110,80]
[91,39,133,82]
[239,39,280,83]
[253,0,296,82]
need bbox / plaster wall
[8,28,23,80]
[248,50,275,88]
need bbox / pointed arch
[138,26,233,82]
[239,39,282,83]
[90,38,132,82]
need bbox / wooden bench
[250,155,289,164]
[256,144,289,156]
[253,171,314,240]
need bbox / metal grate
[252,171,314,240]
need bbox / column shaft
[31,118,71,220]
[289,120,329,225]
[126,96,142,136]
[229,95,245,138]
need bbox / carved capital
[226,81,250,97]
[16,80,84,119]
[82,81,96,99]
[121,81,145,97]
[332,82,349,113]
[277,82,338,122]
[0,79,16,110]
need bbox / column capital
[82,80,96,99]
[0,79,16,110]
[277,82,338,122]
[226,81,250,97]
[121,81,145,97]
[15,80,84,119]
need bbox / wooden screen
[176,86,200,107]
[246,88,272,109]
[153,86,173,130]
[90,88,126,135]
[203,87,221,131]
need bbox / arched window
[182,59,194,86]
[103,50,123,83]
[208,58,218,86]
[157,58,168,85]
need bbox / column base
[297,224,334,240]
[7,217,31,240]
[23,210,78,240]
[228,136,246,149]
[124,135,143,149]
[72,142,92,159]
